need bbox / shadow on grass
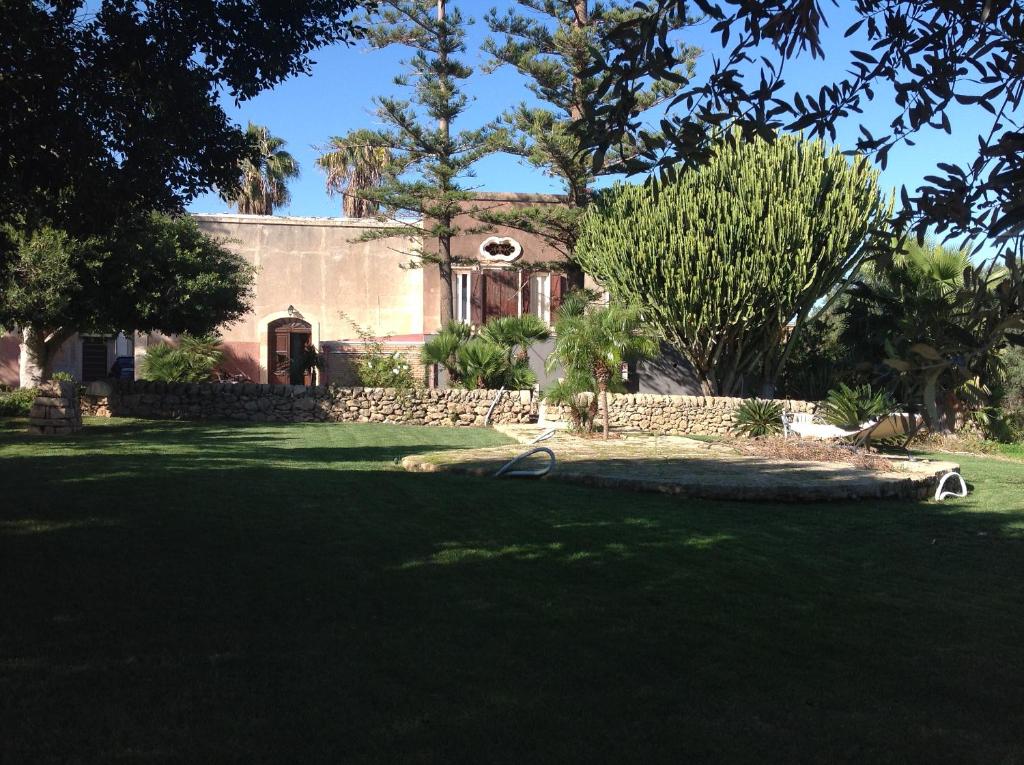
[1,419,1023,763]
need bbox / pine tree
[481,0,698,277]
[356,0,497,324]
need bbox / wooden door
[268,320,311,385]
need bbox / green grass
[2,417,1023,763]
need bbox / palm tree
[316,129,394,217]
[546,292,659,439]
[421,321,472,385]
[222,123,299,215]
[478,314,551,366]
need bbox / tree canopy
[3,214,255,384]
[222,124,301,215]
[479,0,698,270]
[579,0,1024,258]
[576,129,891,396]
[0,0,369,251]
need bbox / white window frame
[454,270,472,324]
[530,272,551,325]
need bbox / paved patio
[403,429,960,502]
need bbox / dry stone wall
[542,393,817,436]
[28,380,82,435]
[82,381,536,427]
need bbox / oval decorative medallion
[479,236,523,262]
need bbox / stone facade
[28,380,82,435]
[542,393,817,436]
[82,381,536,427]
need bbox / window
[530,272,551,325]
[455,271,471,323]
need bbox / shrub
[456,339,508,389]
[341,315,416,390]
[543,376,597,433]
[140,334,223,382]
[422,316,546,390]
[357,347,415,390]
[51,371,76,383]
[820,383,895,430]
[0,388,38,416]
[731,398,784,438]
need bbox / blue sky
[188,0,993,240]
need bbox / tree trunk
[19,327,50,388]
[438,232,454,325]
[595,359,611,439]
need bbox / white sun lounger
[783,412,923,447]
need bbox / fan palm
[457,338,508,389]
[316,129,394,217]
[546,295,659,439]
[421,321,472,385]
[477,314,551,365]
[222,123,299,215]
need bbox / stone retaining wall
[542,393,817,436]
[28,380,82,435]
[82,381,536,426]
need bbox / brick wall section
[322,343,428,387]
[542,393,817,436]
[82,381,536,426]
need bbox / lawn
[2,417,1023,763]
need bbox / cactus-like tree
[576,129,892,397]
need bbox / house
[1,193,581,388]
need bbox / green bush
[140,334,223,382]
[421,315,547,390]
[820,383,895,430]
[731,398,784,438]
[0,388,38,416]
[543,375,597,433]
[51,371,76,383]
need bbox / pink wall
[221,341,260,383]
[0,333,20,388]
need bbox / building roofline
[466,191,567,203]
[191,212,422,229]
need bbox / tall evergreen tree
[357,0,497,324]
[481,1,698,276]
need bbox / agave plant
[820,382,895,430]
[731,399,784,438]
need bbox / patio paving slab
[403,432,960,502]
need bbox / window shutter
[470,269,484,325]
[550,272,567,317]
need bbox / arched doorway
[268,318,312,385]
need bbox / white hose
[935,471,968,501]
[494,447,556,478]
